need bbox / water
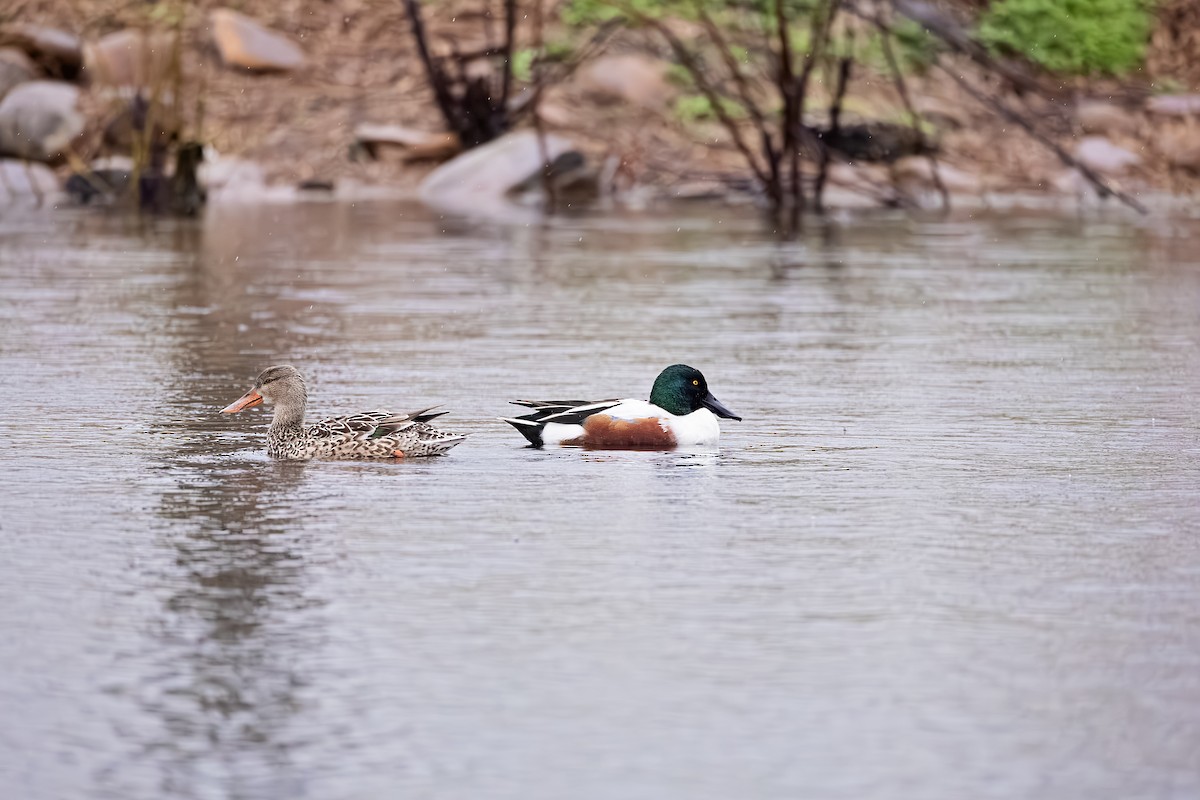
[0,201,1197,799]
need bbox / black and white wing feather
[501,399,621,446]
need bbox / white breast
[604,400,722,447]
[664,407,721,446]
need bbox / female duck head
[648,364,741,420]
[221,364,308,417]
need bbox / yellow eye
[692,379,699,386]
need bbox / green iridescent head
[648,364,741,420]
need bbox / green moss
[978,0,1152,76]
[673,93,746,124]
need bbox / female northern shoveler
[502,364,741,449]
[221,365,466,460]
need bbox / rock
[0,48,37,100]
[1146,94,1200,118]
[820,122,933,163]
[1075,136,1141,175]
[82,30,177,88]
[419,130,580,218]
[671,180,731,201]
[65,166,132,205]
[0,80,84,161]
[101,94,179,154]
[1076,100,1138,136]
[507,150,598,205]
[0,24,83,80]
[1160,132,1200,173]
[892,156,983,194]
[353,123,459,162]
[210,9,305,72]
[297,178,334,192]
[577,54,671,110]
[199,152,269,203]
[0,158,59,199]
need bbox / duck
[221,365,466,460]
[502,364,741,449]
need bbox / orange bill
[221,389,263,414]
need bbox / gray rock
[1160,132,1200,173]
[1076,100,1138,136]
[0,48,37,101]
[893,156,983,193]
[1075,136,1141,176]
[1146,94,1200,118]
[0,80,84,161]
[198,153,267,202]
[0,158,59,199]
[353,123,459,162]
[419,130,580,218]
[210,9,305,72]
[82,30,177,88]
[0,24,83,80]
[65,166,132,205]
[577,54,671,110]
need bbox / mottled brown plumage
[222,365,465,461]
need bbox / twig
[813,56,851,210]
[499,0,517,111]
[939,65,1147,214]
[697,6,780,204]
[875,13,948,211]
[624,6,773,190]
[533,110,558,210]
[773,0,800,215]
[403,0,463,138]
[508,18,620,121]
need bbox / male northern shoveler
[221,365,466,460]
[502,364,741,449]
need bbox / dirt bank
[4,0,1200,209]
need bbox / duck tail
[500,416,545,447]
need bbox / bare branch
[875,11,948,211]
[403,0,463,136]
[939,65,1147,214]
[624,6,774,190]
[499,0,517,111]
[813,56,852,210]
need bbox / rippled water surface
[1,201,1198,799]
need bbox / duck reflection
[145,415,326,791]
[132,209,346,792]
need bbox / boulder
[892,156,983,194]
[0,80,84,161]
[199,152,268,203]
[0,158,59,199]
[821,122,933,163]
[507,150,598,204]
[65,160,133,205]
[1076,100,1138,136]
[0,24,83,80]
[353,123,459,162]
[577,54,671,110]
[1160,131,1200,173]
[671,180,731,201]
[0,48,37,101]
[1146,94,1200,118]
[101,94,179,154]
[419,130,580,217]
[210,9,305,72]
[1075,136,1141,176]
[82,30,177,88]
